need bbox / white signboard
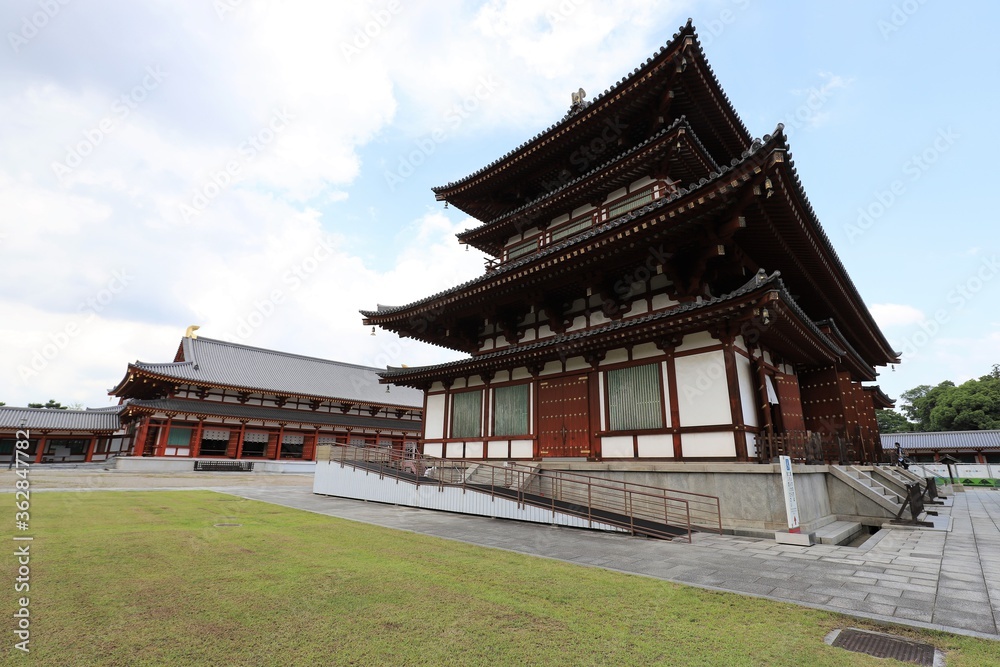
[779,455,800,532]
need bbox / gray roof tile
[122,337,423,408]
[0,406,123,432]
[882,431,1000,451]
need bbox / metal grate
[831,629,936,666]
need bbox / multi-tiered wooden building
[363,21,897,465]
[110,332,423,461]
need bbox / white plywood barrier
[313,461,624,533]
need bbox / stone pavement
[223,484,1000,640]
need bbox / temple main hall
[363,20,898,466]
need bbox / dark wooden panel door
[537,375,591,457]
[774,372,805,433]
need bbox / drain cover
[830,628,937,666]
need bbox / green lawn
[3,491,997,666]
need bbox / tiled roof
[124,398,420,433]
[456,116,712,244]
[0,406,124,432]
[363,129,785,321]
[379,269,842,382]
[881,431,1000,451]
[117,337,424,408]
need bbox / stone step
[812,520,864,545]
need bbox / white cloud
[870,303,925,328]
[0,1,698,406]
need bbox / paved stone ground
[12,470,1000,640]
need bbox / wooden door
[537,375,591,457]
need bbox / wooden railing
[322,444,722,542]
[756,431,891,465]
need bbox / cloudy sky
[2,0,997,411]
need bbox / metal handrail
[322,444,723,541]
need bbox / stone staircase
[830,465,908,516]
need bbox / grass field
[3,491,998,666]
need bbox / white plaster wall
[677,331,715,352]
[675,350,731,426]
[446,442,464,458]
[510,440,533,458]
[632,342,661,360]
[637,435,673,458]
[605,186,628,202]
[565,357,589,372]
[682,432,736,458]
[424,443,443,458]
[601,348,629,365]
[650,273,671,290]
[541,361,562,376]
[736,354,759,428]
[465,442,484,458]
[425,394,446,439]
[651,293,678,311]
[512,367,531,381]
[487,441,508,458]
[601,436,633,457]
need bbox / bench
[193,460,254,472]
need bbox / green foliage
[876,409,912,433]
[26,399,68,409]
[899,365,1000,431]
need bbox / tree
[927,372,1000,431]
[26,400,68,410]
[897,365,1000,431]
[899,383,952,430]
[877,409,912,433]
[0,401,5,407]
